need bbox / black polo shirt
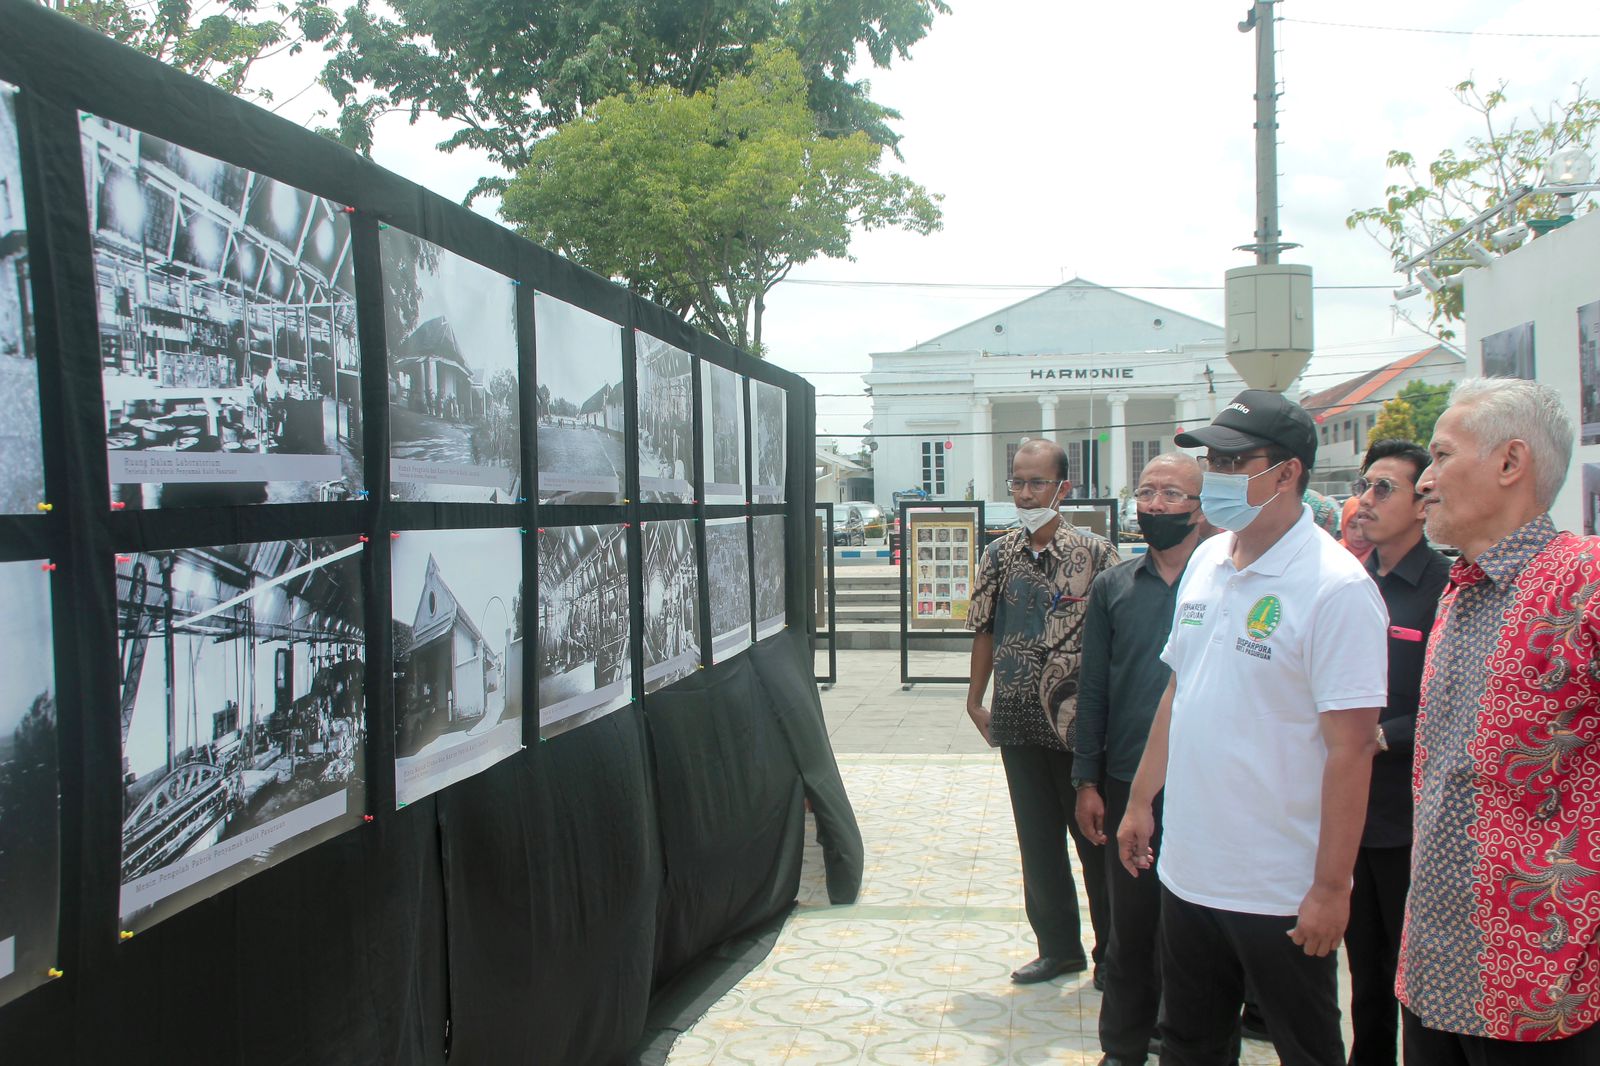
[1362,535,1451,848]
[1073,550,1187,783]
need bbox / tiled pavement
[666,652,1346,1064]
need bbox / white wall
[1462,209,1600,535]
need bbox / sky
[258,0,1600,443]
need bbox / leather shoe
[1092,963,1104,991]
[1097,1057,1143,1066]
[1010,955,1088,984]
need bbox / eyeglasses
[1200,452,1272,475]
[1005,478,1063,493]
[1351,476,1421,502]
[1132,488,1202,504]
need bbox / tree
[500,45,940,353]
[319,0,949,203]
[1396,379,1452,445]
[1370,397,1419,447]
[1347,79,1600,338]
[46,0,338,105]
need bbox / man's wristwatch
[1072,778,1096,791]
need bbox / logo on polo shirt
[1245,595,1282,640]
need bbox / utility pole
[1246,0,1282,264]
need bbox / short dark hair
[1265,446,1311,493]
[1361,438,1430,485]
[1015,438,1070,481]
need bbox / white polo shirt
[1157,505,1388,916]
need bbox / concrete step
[833,605,903,626]
[831,589,901,605]
[818,622,974,652]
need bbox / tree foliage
[1370,397,1419,447]
[46,0,338,104]
[1347,79,1600,337]
[501,45,940,354]
[1396,380,1452,445]
[319,0,949,202]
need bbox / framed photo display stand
[898,500,985,688]
[812,503,837,687]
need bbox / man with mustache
[1343,439,1449,1066]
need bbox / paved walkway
[666,651,1348,1065]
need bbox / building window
[920,440,946,496]
[1005,442,1021,478]
[1129,438,1164,476]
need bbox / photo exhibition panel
[635,331,695,504]
[641,519,700,695]
[750,379,787,504]
[115,538,366,933]
[536,524,632,738]
[0,82,45,516]
[80,114,362,508]
[535,293,625,505]
[701,362,746,505]
[752,514,786,641]
[381,228,521,504]
[0,560,58,1008]
[392,528,525,806]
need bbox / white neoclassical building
[865,280,1244,505]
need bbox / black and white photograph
[535,293,625,504]
[536,524,631,738]
[706,516,751,661]
[1586,464,1600,537]
[0,560,58,1008]
[115,538,366,931]
[701,362,746,504]
[81,115,363,509]
[1481,320,1536,381]
[392,528,524,806]
[636,331,695,503]
[382,227,520,503]
[0,83,45,517]
[753,514,786,640]
[642,520,700,694]
[1581,301,1600,445]
[750,379,787,503]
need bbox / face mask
[1017,506,1059,534]
[1137,509,1196,551]
[1199,462,1285,533]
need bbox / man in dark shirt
[1344,438,1449,1066]
[1075,453,1206,1065]
[967,438,1120,984]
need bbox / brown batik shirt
[967,521,1120,750]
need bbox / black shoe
[1239,1006,1270,1043]
[1011,955,1089,984]
[1097,1056,1143,1066]
[1092,963,1104,991]
[1148,1037,1163,1058]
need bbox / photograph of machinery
[535,292,625,505]
[701,362,745,504]
[0,83,44,516]
[392,528,524,805]
[1581,300,1600,445]
[0,560,57,1008]
[751,379,786,504]
[641,520,700,694]
[114,538,365,930]
[752,514,786,640]
[706,517,751,661]
[80,115,362,508]
[536,524,632,738]
[635,331,694,504]
[381,227,521,504]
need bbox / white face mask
[1017,506,1059,534]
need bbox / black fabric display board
[0,3,861,1062]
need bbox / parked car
[832,501,887,545]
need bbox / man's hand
[1116,802,1155,877]
[1287,883,1349,957]
[1075,786,1106,845]
[965,701,994,746]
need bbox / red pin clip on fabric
[1388,625,1424,642]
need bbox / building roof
[817,447,866,475]
[412,554,486,647]
[1302,344,1461,424]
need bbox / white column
[1038,395,1058,443]
[1108,392,1130,499]
[1178,392,1207,439]
[972,397,994,501]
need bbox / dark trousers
[1404,1009,1600,1065]
[1347,846,1411,1066]
[1158,888,1344,1066]
[1000,744,1108,962]
[1101,777,1165,1060]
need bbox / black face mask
[1137,509,1197,551]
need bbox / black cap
[1175,389,1317,469]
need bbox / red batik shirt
[1397,515,1600,1040]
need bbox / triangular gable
[1305,345,1459,423]
[412,554,485,646]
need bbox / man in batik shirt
[1400,377,1600,1063]
[967,438,1119,984]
